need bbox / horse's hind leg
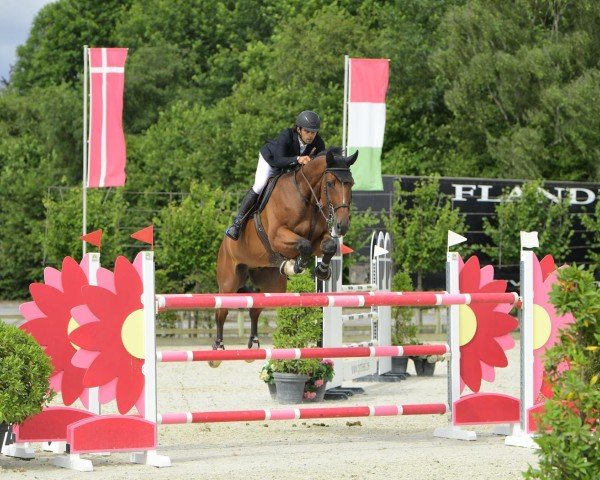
[248,268,287,348]
[214,308,228,350]
[248,308,263,348]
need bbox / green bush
[524,266,600,480]
[0,322,55,425]
[391,270,418,345]
[270,273,322,376]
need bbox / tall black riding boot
[225,189,259,240]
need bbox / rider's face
[298,127,317,144]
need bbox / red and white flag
[346,58,389,191]
[87,48,128,188]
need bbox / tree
[480,180,573,267]
[154,182,235,295]
[9,0,131,91]
[432,0,600,181]
[384,175,470,291]
[43,187,131,267]
[0,137,52,298]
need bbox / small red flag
[81,229,103,249]
[341,244,354,255]
[131,225,153,247]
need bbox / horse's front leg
[271,229,312,275]
[315,235,337,281]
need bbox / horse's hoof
[315,264,331,281]
[210,341,225,367]
[245,336,259,362]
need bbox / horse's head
[321,148,359,236]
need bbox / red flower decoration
[458,256,518,393]
[19,257,93,405]
[69,255,146,415]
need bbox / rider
[225,110,326,240]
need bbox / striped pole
[158,403,449,425]
[157,291,519,310]
[156,344,450,363]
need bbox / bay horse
[214,148,358,351]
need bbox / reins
[298,164,352,234]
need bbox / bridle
[299,166,352,233]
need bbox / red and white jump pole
[156,344,450,363]
[158,403,449,425]
[157,291,519,310]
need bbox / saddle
[252,170,294,268]
[255,172,287,213]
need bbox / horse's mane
[315,147,343,158]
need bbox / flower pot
[303,381,328,403]
[391,356,409,375]
[411,357,436,376]
[314,381,327,402]
[273,372,309,404]
[267,382,277,400]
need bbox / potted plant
[390,271,419,375]
[259,273,330,404]
[259,361,276,399]
[0,321,55,446]
[303,359,334,402]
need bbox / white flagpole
[342,54,349,154]
[82,45,88,255]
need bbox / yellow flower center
[459,304,477,346]
[121,309,145,359]
[533,304,551,350]
[68,317,81,351]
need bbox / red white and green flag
[345,58,389,190]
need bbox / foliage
[432,0,600,181]
[0,136,52,298]
[269,273,323,378]
[0,322,55,425]
[155,182,235,295]
[580,201,600,274]
[340,205,381,274]
[384,175,470,289]
[43,187,131,267]
[524,265,600,480]
[480,180,573,267]
[9,0,130,91]
[391,270,418,345]
[153,180,234,333]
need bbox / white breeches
[252,153,277,194]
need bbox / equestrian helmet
[296,110,321,132]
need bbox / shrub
[269,273,323,378]
[524,266,600,480]
[0,322,55,425]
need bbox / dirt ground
[0,342,539,480]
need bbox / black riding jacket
[259,128,326,170]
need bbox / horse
[214,148,358,351]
